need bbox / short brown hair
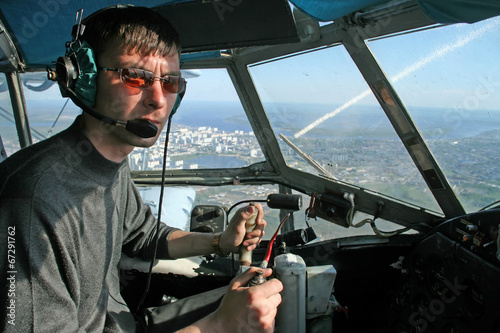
[81,6,181,60]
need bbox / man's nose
[144,79,167,110]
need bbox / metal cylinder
[274,253,306,333]
[267,194,302,211]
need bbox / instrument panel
[390,209,500,332]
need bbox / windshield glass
[248,45,441,213]
[131,68,264,171]
[0,73,20,156]
[368,17,500,212]
[7,72,81,151]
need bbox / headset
[47,6,184,138]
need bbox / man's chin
[132,137,157,148]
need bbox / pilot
[0,6,282,333]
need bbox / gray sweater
[0,117,178,332]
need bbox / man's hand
[210,267,283,332]
[220,204,266,254]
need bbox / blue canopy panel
[0,0,177,69]
[289,0,388,21]
[181,51,222,63]
[290,0,500,23]
[417,0,500,24]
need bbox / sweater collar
[59,116,128,185]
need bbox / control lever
[239,204,258,268]
[227,193,302,273]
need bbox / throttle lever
[239,204,258,267]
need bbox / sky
[248,16,500,109]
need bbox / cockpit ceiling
[290,0,500,23]
[1,0,500,71]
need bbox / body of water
[174,100,500,140]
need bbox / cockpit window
[368,17,500,212]
[130,68,264,171]
[248,45,441,212]
[21,72,80,145]
[0,73,20,156]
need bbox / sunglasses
[99,67,186,94]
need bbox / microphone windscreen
[126,120,158,138]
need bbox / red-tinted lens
[120,68,154,88]
[162,75,186,93]
[121,68,185,93]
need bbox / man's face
[92,38,181,148]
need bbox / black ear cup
[55,53,79,98]
[55,41,98,107]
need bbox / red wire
[264,213,290,263]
